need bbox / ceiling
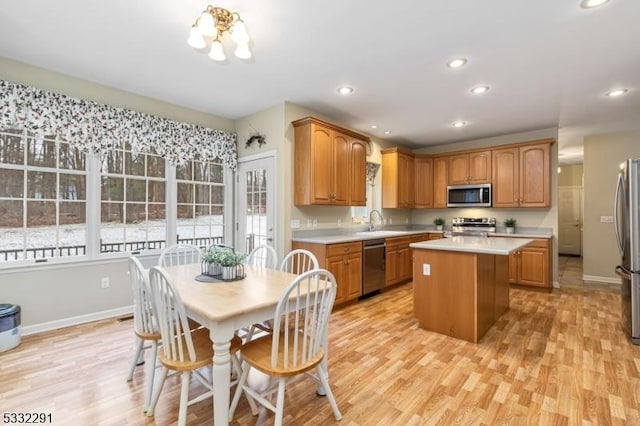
[1,1,639,165]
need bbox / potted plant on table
[434,217,445,231]
[202,246,222,276]
[217,248,246,280]
[504,218,517,234]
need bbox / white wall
[0,58,235,329]
[583,131,640,282]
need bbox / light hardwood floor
[2,256,639,425]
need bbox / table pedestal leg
[212,339,231,426]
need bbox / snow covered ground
[0,215,267,262]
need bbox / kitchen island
[410,236,532,343]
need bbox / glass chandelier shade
[188,5,252,61]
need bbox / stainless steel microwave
[447,184,491,207]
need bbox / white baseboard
[22,305,133,336]
[582,275,622,285]
[553,280,560,289]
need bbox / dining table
[160,262,300,426]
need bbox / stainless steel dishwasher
[362,238,386,295]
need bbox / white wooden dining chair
[244,248,318,342]
[246,244,278,269]
[279,248,319,275]
[228,269,342,426]
[126,256,160,413]
[146,266,254,426]
[158,243,202,267]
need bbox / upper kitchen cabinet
[414,156,433,208]
[293,117,370,206]
[433,156,448,208]
[349,139,368,206]
[448,151,492,185]
[382,148,414,208]
[492,140,553,208]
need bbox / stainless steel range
[450,217,496,236]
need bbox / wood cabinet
[433,156,449,208]
[349,139,368,206]
[293,117,369,206]
[492,141,552,208]
[501,238,551,290]
[381,148,414,208]
[291,241,363,306]
[448,151,491,185]
[385,236,413,286]
[414,156,433,208]
[413,248,510,343]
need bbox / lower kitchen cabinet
[504,238,551,290]
[385,236,413,286]
[291,241,362,306]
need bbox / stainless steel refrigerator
[615,158,640,344]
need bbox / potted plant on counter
[504,218,517,234]
[434,217,445,231]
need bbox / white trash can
[0,304,21,353]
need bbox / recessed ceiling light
[451,121,467,128]
[606,88,628,97]
[580,0,610,9]
[370,125,377,129]
[384,131,391,135]
[337,86,354,95]
[470,86,490,95]
[447,58,467,69]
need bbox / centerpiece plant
[202,246,222,276]
[202,245,246,279]
[434,217,445,231]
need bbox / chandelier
[187,5,251,61]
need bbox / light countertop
[292,229,443,244]
[410,235,533,255]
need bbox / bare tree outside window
[100,146,166,253]
[0,130,86,262]
[176,157,225,248]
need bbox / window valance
[0,80,237,169]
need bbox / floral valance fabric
[0,80,237,169]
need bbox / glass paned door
[236,156,275,255]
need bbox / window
[100,144,166,253]
[0,135,232,266]
[176,158,225,248]
[0,130,87,262]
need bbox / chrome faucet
[368,209,383,231]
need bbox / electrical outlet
[312,219,318,227]
[600,216,614,223]
[291,219,300,229]
[337,218,342,226]
[101,277,110,289]
[422,264,431,276]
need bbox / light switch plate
[423,264,431,276]
[600,216,614,223]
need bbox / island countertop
[410,235,533,255]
